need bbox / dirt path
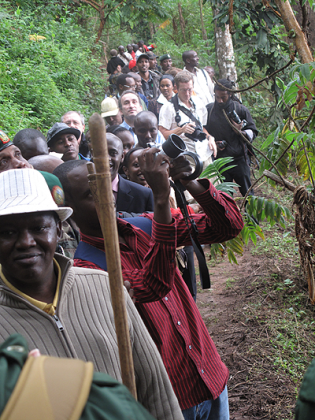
[196,245,297,420]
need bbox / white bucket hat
[0,169,73,222]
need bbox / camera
[180,123,207,142]
[227,110,247,128]
[147,134,203,180]
[215,140,227,151]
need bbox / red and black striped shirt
[74,179,244,409]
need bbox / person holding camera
[159,71,217,169]
[205,79,258,197]
[55,148,244,420]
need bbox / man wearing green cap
[160,54,172,74]
[0,130,32,172]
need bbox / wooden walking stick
[87,113,137,399]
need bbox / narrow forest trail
[196,245,298,420]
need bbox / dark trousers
[223,156,253,197]
[182,246,197,301]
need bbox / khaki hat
[101,97,119,118]
[0,168,73,222]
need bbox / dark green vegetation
[0,0,105,136]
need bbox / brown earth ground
[197,246,297,420]
[195,183,315,420]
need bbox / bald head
[134,111,158,148]
[13,128,48,160]
[204,66,215,82]
[28,154,64,173]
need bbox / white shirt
[157,92,175,105]
[183,67,214,107]
[118,53,131,66]
[159,96,212,161]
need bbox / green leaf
[227,248,238,264]
[300,63,311,82]
[249,229,257,246]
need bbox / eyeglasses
[179,88,193,93]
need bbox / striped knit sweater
[0,253,183,420]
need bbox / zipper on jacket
[53,315,64,332]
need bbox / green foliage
[0,1,105,136]
[202,158,292,264]
[209,1,290,76]
[201,156,237,192]
[246,195,293,228]
[259,62,315,184]
[152,0,216,68]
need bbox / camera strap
[171,95,202,129]
[170,180,211,289]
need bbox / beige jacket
[0,254,183,420]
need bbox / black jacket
[107,57,125,74]
[116,175,154,213]
[205,100,258,159]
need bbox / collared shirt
[79,153,90,161]
[159,95,212,160]
[120,120,138,143]
[157,92,175,106]
[74,179,244,409]
[183,66,214,106]
[0,259,62,316]
[140,73,154,99]
[111,173,119,202]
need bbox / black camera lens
[162,134,186,158]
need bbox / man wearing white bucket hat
[0,168,183,420]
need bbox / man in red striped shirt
[55,149,244,420]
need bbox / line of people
[0,40,258,420]
[0,121,244,419]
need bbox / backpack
[0,334,155,420]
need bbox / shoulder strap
[74,217,153,270]
[171,94,182,125]
[1,356,93,420]
[74,241,107,271]
[201,68,208,86]
[171,95,202,127]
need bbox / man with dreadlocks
[205,79,258,197]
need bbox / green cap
[159,54,171,62]
[0,130,13,152]
[38,171,65,205]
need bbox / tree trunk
[172,17,178,40]
[149,21,154,39]
[199,0,207,41]
[178,2,186,43]
[215,18,238,81]
[95,0,105,44]
[275,0,313,63]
